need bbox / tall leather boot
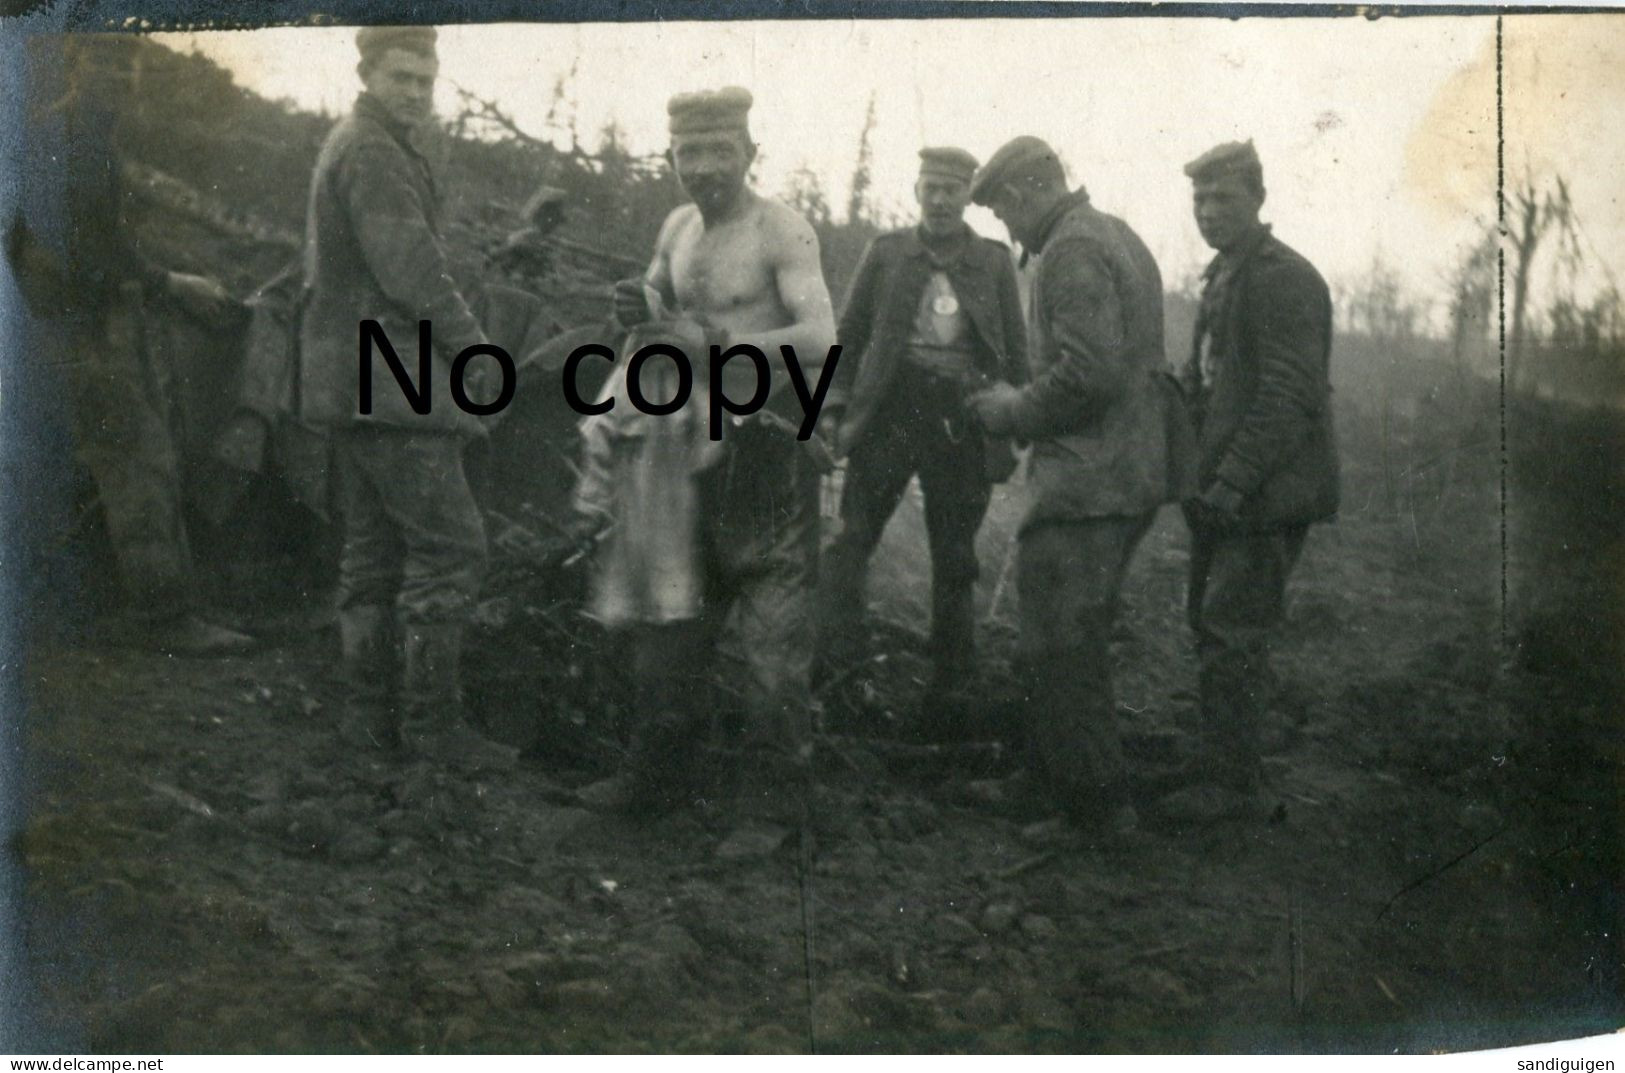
[580,623,707,816]
[1150,652,1267,826]
[1198,653,1264,795]
[813,532,872,688]
[1047,637,1134,828]
[581,709,696,815]
[401,621,517,773]
[1020,602,1136,834]
[337,604,399,751]
[928,581,976,687]
[915,581,977,741]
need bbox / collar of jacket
[903,222,973,267]
[1016,187,1091,268]
[1029,187,1092,256]
[355,93,425,156]
[1203,222,1274,282]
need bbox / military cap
[969,135,1064,205]
[918,147,979,184]
[667,87,754,136]
[355,26,438,63]
[1183,139,1263,189]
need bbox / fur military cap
[918,147,979,184]
[355,26,438,64]
[970,135,1064,205]
[1183,139,1264,191]
[667,87,754,136]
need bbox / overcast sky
[158,15,1622,316]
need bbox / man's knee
[1195,544,1290,649]
[741,587,814,686]
[930,537,981,590]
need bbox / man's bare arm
[746,205,837,363]
[643,206,690,314]
[615,206,687,326]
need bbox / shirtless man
[581,86,837,818]
[624,88,835,405]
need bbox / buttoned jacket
[830,224,1028,457]
[1010,190,1185,527]
[1179,224,1339,528]
[299,94,487,435]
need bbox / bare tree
[785,166,833,228]
[847,93,878,226]
[450,83,553,152]
[1445,225,1498,378]
[544,54,582,154]
[1345,254,1427,511]
[1347,254,1424,344]
[1505,170,1576,393]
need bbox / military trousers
[596,425,817,814]
[66,284,195,622]
[695,423,821,759]
[1015,511,1156,815]
[333,426,488,626]
[820,365,991,683]
[1187,522,1310,784]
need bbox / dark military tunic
[819,222,1028,686]
[1180,221,1339,787]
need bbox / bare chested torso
[644,189,836,406]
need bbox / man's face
[360,48,438,128]
[985,185,1038,250]
[915,175,971,236]
[670,130,754,216]
[1192,172,1264,253]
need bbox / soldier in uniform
[299,26,513,770]
[6,35,252,656]
[580,87,838,818]
[1167,140,1338,819]
[817,147,1027,730]
[966,136,1186,837]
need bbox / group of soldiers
[12,26,1340,834]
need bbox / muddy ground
[10,401,1623,1053]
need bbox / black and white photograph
[0,3,1621,1056]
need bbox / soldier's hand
[546,511,609,570]
[815,404,846,457]
[491,515,545,559]
[1186,480,1244,532]
[611,277,653,330]
[167,272,240,330]
[966,382,1024,437]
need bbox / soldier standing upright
[579,87,839,819]
[966,136,1187,836]
[6,35,252,656]
[1167,140,1338,819]
[299,26,512,769]
[817,147,1027,730]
